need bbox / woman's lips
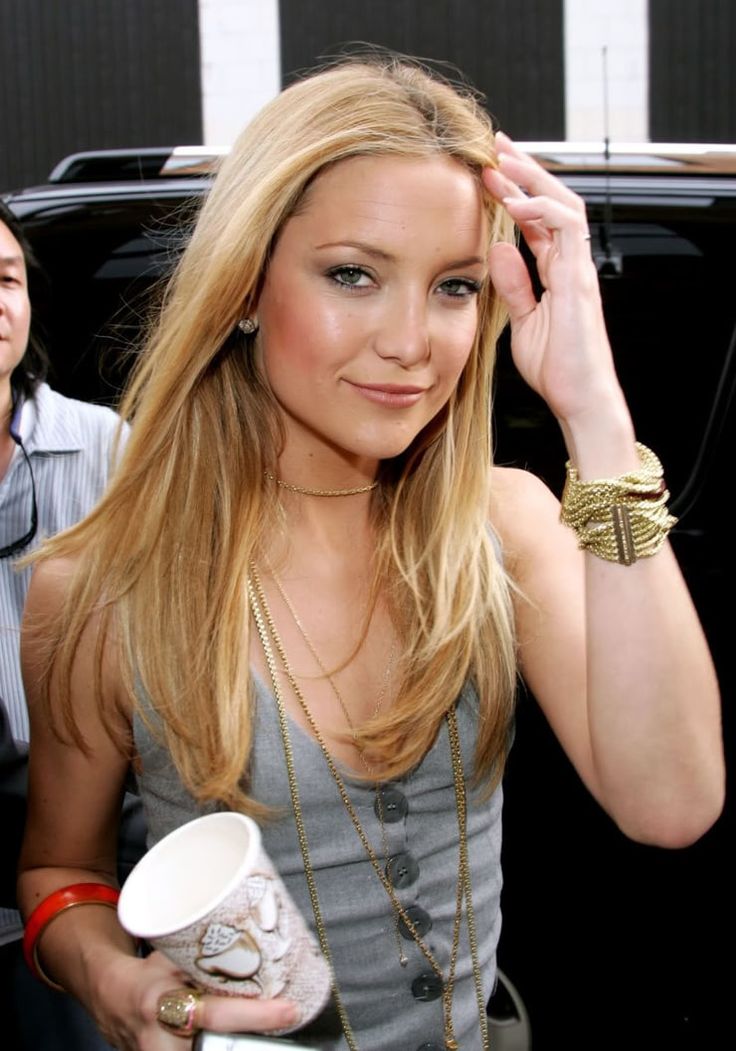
[345,380,427,408]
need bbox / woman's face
[0,220,31,390]
[255,153,488,475]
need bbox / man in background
[0,199,145,1049]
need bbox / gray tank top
[133,675,504,1051]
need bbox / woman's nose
[373,291,430,365]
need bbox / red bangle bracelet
[23,882,121,991]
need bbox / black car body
[4,143,735,1049]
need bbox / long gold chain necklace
[248,566,490,1051]
[267,565,394,753]
[267,566,407,965]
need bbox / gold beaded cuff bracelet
[560,442,677,565]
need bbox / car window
[11,176,736,516]
[493,200,736,509]
[13,193,200,405]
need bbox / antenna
[602,45,610,162]
[595,44,623,277]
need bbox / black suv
[4,144,735,1049]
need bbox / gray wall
[650,0,736,142]
[279,0,565,139]
[0,0,202,191]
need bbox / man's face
[0,220,31,391]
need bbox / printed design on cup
[194,873,293,997]
[134,814,334,1030]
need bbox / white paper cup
[118,812,331,1031]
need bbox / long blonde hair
[34,55,518,810]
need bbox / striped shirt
[0,382,127,742]
[1,383,127,942]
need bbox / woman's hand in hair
[482,132,632,459]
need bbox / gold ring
[156,986,203,1037]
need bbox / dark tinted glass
[493,194,736,506]
[11,192,202,405]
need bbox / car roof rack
[48,146,229,184]
[46,141,736,186]
[517,141,736,174]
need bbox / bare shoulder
[488,466,566,569]
[22,554,127,717]
[24,554,81,614]
[489,463,558,510]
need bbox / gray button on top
[375,785,408,823]
[385,851,419,888]
[411,971,443,1001]
[399,903,432,940]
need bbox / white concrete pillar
[564,0,649,141]
[198,0,281,146]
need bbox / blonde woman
[17,57,723,1051]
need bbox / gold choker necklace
[265,471,378,497]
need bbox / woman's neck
[273,436,378,495]
[268,489,376,567]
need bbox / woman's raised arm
[485,135,725,847]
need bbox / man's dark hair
[0,199,50,400]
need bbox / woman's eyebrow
[443,255,487,269]
[314,240,486,270]
[314,240,393,261]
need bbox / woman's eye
[438,277,481,298]
[327,265,372,289]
